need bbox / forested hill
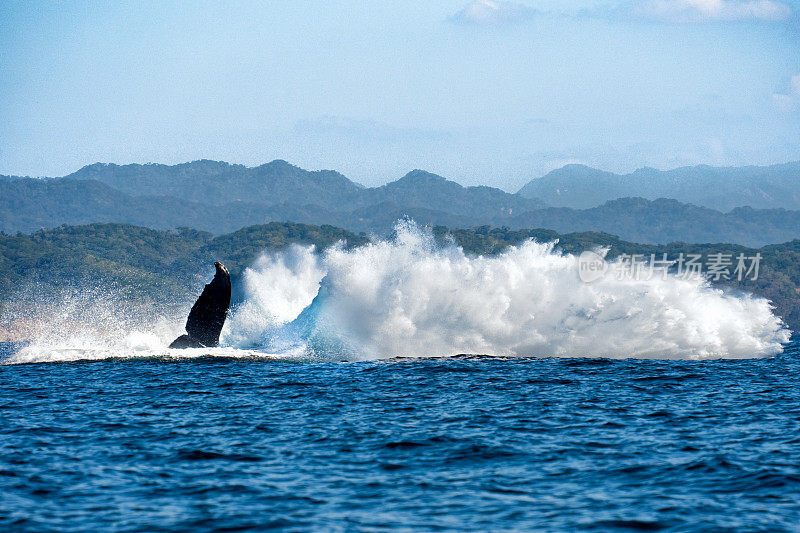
[67,160,546,220]
[518,161,800,211]
[69,160,366,208]
[0,222,798,337]
[3,160,800,246]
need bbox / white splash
[222,245,325,349]
[0,285,279,364]
[2,222,791,364]
[227,221,789,360]
[0,285,175,364]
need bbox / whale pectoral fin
[170,261,232,349]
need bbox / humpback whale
[169,261,231,349]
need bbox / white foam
[222,245,325,348]
[227,221,790,360]
[2,222,791,364]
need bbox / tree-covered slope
[508,198,800,248]
[518,161,800,211]
[69,159,364,208]
[3,160,800,246]
[1,222,798,338]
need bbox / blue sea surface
[1,341,800,532]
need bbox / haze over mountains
[518,162,800,211]
[2,159,800,247]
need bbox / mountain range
[2,159,800,247]
[66,160,545,220]
[517,162,800,211]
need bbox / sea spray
[0,284,180,364]
[0,284,280,364]
[222,244,325,349]
[226,221,790,360]
[1,221,791,364]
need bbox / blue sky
[1,0,799,190]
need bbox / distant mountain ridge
[69,159,365,208]
[509,197,800,247]
[69,160,545,219]
[2,159,800,246]
[518,161,800,211]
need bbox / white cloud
[633,0,792,22]
[451,1,536,25]
[772,75,800,112]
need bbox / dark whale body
[169,261,231,349]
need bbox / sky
[1,0,799,190]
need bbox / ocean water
[2,340,800,532]
[2,224,798,530]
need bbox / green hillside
[1,222,798,339]
[4,160,800,247]
[518,162,800,211]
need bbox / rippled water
[2,341,800,531]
